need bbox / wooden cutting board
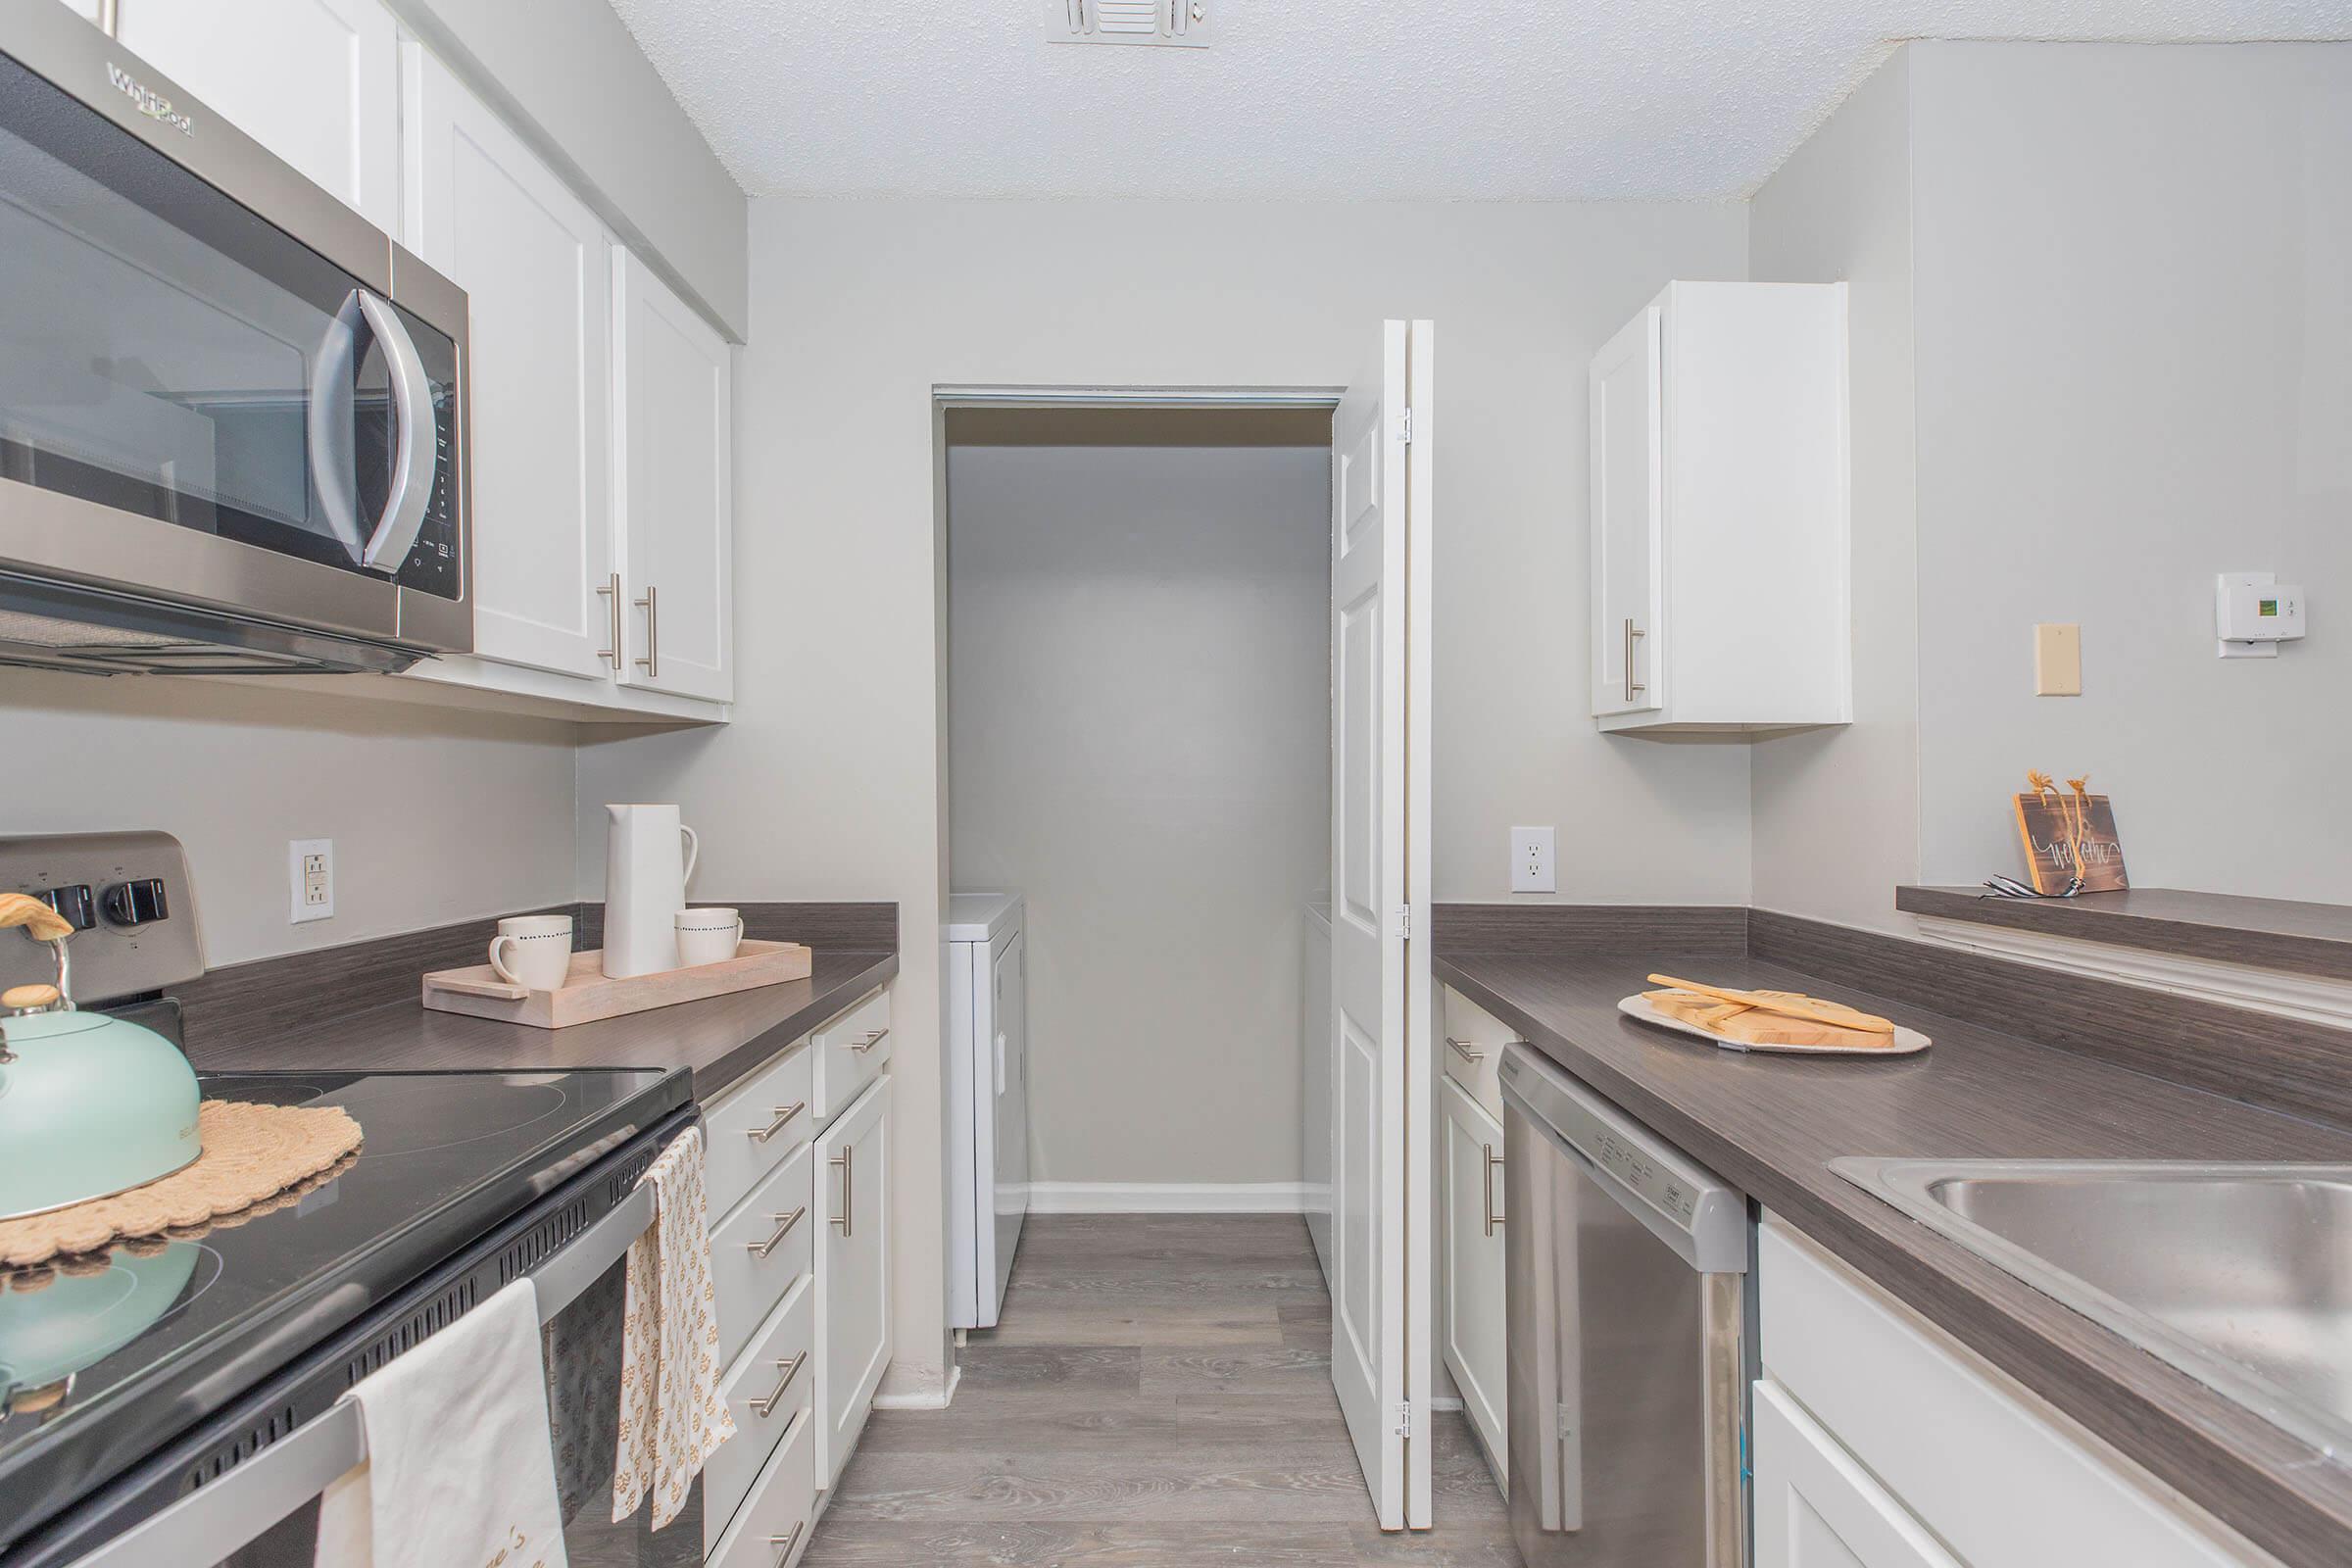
[1618,994,1931,1056]
[422,940,813,1030]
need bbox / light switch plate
[1511,826,1556,894]
[2034,623,2082,696]
[289,838,333,923]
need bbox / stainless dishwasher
[1500,1042,1752,1568]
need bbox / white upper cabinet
[402,44,616,682]
[1590,281,1850,736]
[613,250,734,704]
[114,0,401,234]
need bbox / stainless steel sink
[1833,1157,2352,1460]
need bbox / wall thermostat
[2216,571,2306,659]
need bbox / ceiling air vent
[1046,0,1209,49]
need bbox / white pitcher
[604,805,699,978]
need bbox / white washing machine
[947,891,1028,1329]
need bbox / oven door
[0,17,466,649]
[41,1126,700,1568]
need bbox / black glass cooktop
[0,1065,687,1543]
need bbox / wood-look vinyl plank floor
[803,1214,1522,1567]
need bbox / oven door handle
[354,290,440,572]
[68,1179,659,1568]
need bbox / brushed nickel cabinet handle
[749,1102,807,1144]
[848,1027,890,1054]
[830,1147,854,1236]
[634,584,658,676]
[1446,1036,1486,1064]
[767,1520,806,1558]
[749,1351,808,1418]
[596,573,622,668]
[1483,1144,1505,1237]
[746,1206,808,1258]
[1625,617,1645,701]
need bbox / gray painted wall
[1909,42,2352,902]
[387,0,748,339]
[1745,41,2351,928]
[947,439,1331,1188]
[572,193,1750,1401]
[0,673,577,964]
[1747,50,1921,933]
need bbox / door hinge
[1399,408,1413,444]
[1395,1398,1414,1439]
[1396,905,1411,940]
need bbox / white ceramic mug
[489,913,574,991]
[674,907,744,967]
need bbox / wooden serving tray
[422,940,814,1030]
[1618,994,1931,1056]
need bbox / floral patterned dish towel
[611,1125,736,1529]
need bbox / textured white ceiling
[609,1,2352,200]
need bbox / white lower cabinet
[708,1403,816,1568]
[1440,1075,1507,1487]
[1753,1380,1960,1568]
[814,1074,893,1488]
[707,1276,813,1540]
[1759,1216,2273,1568]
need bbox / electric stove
[0,1064,690,1556]
[0,833,696,1563]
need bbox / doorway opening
[887,331,1440,1557]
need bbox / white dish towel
[612,1125,736,1529]
[316,1277,569,1568]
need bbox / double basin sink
[1835,1158,2352,1460]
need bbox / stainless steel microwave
[0,0,469,675]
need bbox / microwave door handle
[305,290,368,562]
[355,291,440,572]
[66,1167,661,1568]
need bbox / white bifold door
[1330,319,1435,1531]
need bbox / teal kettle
[0,894,203,1222]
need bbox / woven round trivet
[0,1102,363,1268]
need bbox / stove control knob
[101,878,170,928]
[31,885,97,931]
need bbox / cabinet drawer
[705,1043,814,1224]
[708,1402,816,1568]
[710,1142,814,1370]
[706,1276,814,1551]
[1442,986,1514,1120]
[811,989,891,1123]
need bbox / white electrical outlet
[289,838,334,923]
[1511,826,1556,894]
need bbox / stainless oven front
[0,0,468,667]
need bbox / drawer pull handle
[847,1027,890,1054]
[767,1520,806,1558]
[749,1351,808,1418]
[1446,1036,1487,1064]
[749,1102,808,1144]
[1483,1143,1505,1237]
[747,1206,808,1258]
[830,1146,854,1237]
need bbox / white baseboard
[1026,1181,1309,1214]
[872,1362,962,1411]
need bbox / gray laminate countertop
[182,947,898,1103]
[1436,943,2352,1568]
